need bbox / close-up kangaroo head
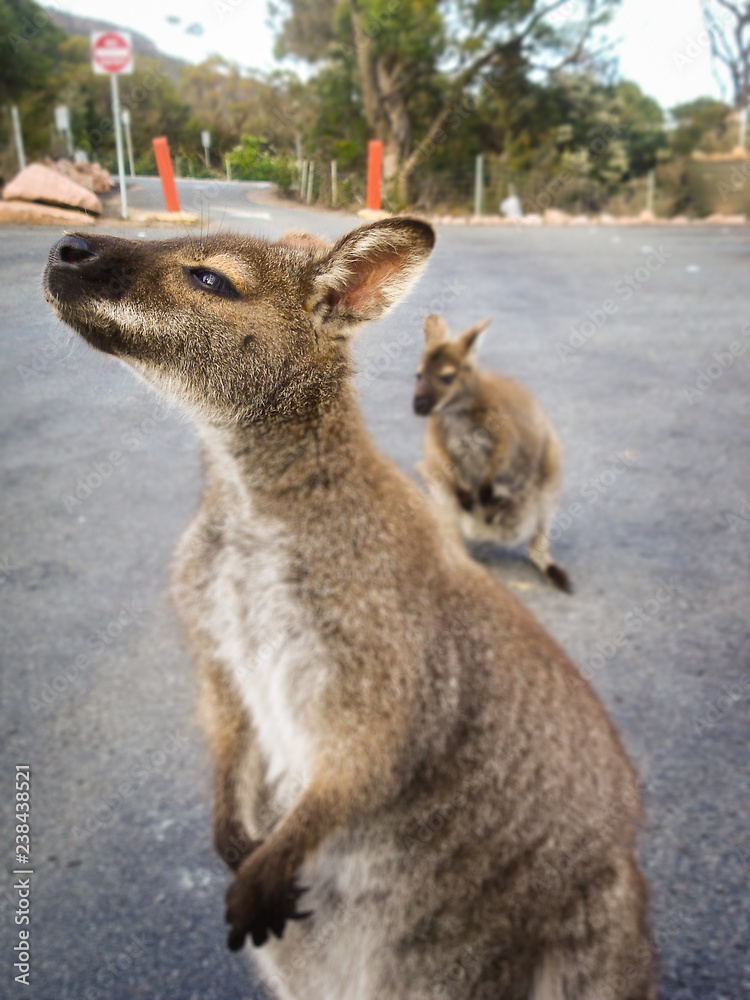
[413,312,491,416]
[43,219,435,423]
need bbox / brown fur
[43,221,654,999]
[414,314,572,592]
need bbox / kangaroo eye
[188,268,237,298]
[439,373,456,385]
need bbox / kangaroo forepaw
[225,859,311,950]
[214,817,261,872]
[456,487,474,513]
[546,563,573,594]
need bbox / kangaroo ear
[457,318,491,355]
[308,218,435,332]
[423,314,449,347]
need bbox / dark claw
[225,875,312,951]
[456,488,474,512]
[478,482,494,506]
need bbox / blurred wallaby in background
[44,219,653,1000]
[414,314,572,592]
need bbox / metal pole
[646,169,655,215]
[10,106,26,171]
[306,161,314,203]
[300,159,308,198]
[110,74,128,219]
[122,111,135,177]
[65,127,74,159]
[331,160,337,208]
[474,154,484,217]
[204,145,210,169]
[225,156,231,181]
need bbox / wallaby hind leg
[528,524,573,593]
[528,432,572,593]
[531,859,656,1000]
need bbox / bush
[227,135,294,190]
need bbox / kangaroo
[414,314,572,592]
[44,220,655,1000]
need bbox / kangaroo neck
[197,386,378,511]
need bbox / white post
[331,160,338,207]
[10,106,26,171]
[121,109,135,177]
[225,156,231,181]
[300,159,308,198]
[110,73,128,219]
[739,106,748,152]
[646,169,655,215]
[306,161,314,203]
[474,154,484,216]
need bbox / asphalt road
[1,178,748,1000]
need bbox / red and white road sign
[91,31,133,75]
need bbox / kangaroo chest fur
[439,410,494,486]
[195,498,323,800]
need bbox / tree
[0,0,66,104]
[700,0,750,110]
[271,0,622,200]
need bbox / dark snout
[413,393,434,416]
[44,233,135,305]
[413,376,435,416]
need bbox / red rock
[0,200,96,226]
[3,164,102,214]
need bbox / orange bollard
[366,139,383,211]
[152,136,181,213]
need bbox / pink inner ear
[340,255,402,316]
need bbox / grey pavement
[1,178,748,999]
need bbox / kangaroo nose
[413,395,433,416]
[53,235,100,269]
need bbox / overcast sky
[48,0,726,111]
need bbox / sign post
[54,105,73,159]
[201,130,211,170]
[91,30,133,220]
[121,108,135,177]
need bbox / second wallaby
[414,313,572,592]
[44,219,653,1000]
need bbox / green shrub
[227,135,294,190]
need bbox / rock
[2,164,102,214]
[542,208,571,225]
[0,200,96,226]
[570,214,590,225]
[635,210,656,224]
[134,211,199,224]
[46,158,112,194]
[671,215,689,225]
[598,213,617,225]
[522,213,543,225]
